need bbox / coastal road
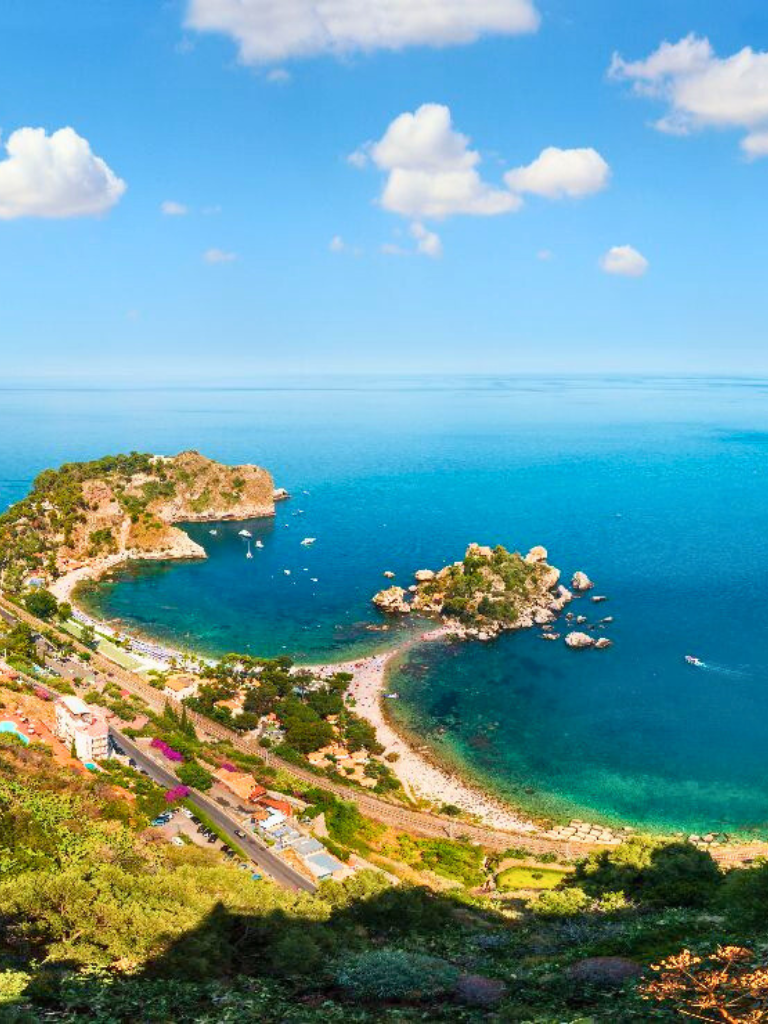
[108,729,317,893]
[2,594,602,860]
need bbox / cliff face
[63,451,275,567]
[0,451,278,593]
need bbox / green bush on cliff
[574,835,722,908]
[336,949,459,1002]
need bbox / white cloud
[185,0,540,65]
[366,103,521,220]
[347,148,369,169]
[267,67,292,84]
[0,126,125,220]
[203,247,237,263]
[410,221,442,257]
[610,34,768,155]
[359,104,609,229]
[161,200,188,216]
[600,245,648,278]
[329,234,346,252]
[504,146,610,198]
[537,248,553,260]
[742,130,768,158]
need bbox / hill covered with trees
[2,734,768,1021]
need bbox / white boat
[685,655,704,667]
[310,578,318,583]
[255,540,264,549]
[284,569,291,576]
[238,529,252,538]
[246,541,253,560]
[385,693,399,700]
[209,529,218,536]
[300,537,316,546]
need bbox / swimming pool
[0,721,30,744]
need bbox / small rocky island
[373,544,611,647]
[0,450,282,594]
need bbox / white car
[181,808,193,818]
[171,837,185,847]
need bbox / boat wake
[687,656,751,679]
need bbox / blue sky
[1,0,768,379]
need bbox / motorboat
[238,529,252,538]
[300,537,316,546]
[246,541,253,560]
[685,655,704,667]
[209,529,218,536]
[255,540,264,548]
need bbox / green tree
[176,761,213,791]
[23,589,58,621]
[79,625,97,649]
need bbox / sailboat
[246,540,253,560]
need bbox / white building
[54,696,109,763]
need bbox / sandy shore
[313,628,538,834]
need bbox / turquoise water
[2,377,768,831]
[0,722,30,744]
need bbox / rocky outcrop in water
[372,543,591,643]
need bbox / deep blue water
[2,377,768,832]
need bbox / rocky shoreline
[373,543,613,652]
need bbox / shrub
[336,949,459,1002]
[720,861,768,930]
[529,886,590,917]
[176,762,213,791]
[575,837,721,909]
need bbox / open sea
[2,377,768,834]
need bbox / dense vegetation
[413,544,553,627]
[4,735,768,1021]
[183,654,400,794]
[0,453,157,591]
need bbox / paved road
[110,729,316,893]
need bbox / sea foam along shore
[314,628,539,835]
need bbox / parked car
[207,835,217,844]
[181,808,193,819]
[171,837,185,847]
[234,829,246,839]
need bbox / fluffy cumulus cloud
[357,103,521,220]
[354,104,610,229]
[610,33,768,154]
[600,245,649,278]
[0,126,125,220]
[504,146,610,198]
[185,0,539,65]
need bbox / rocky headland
[0,450,280,599]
